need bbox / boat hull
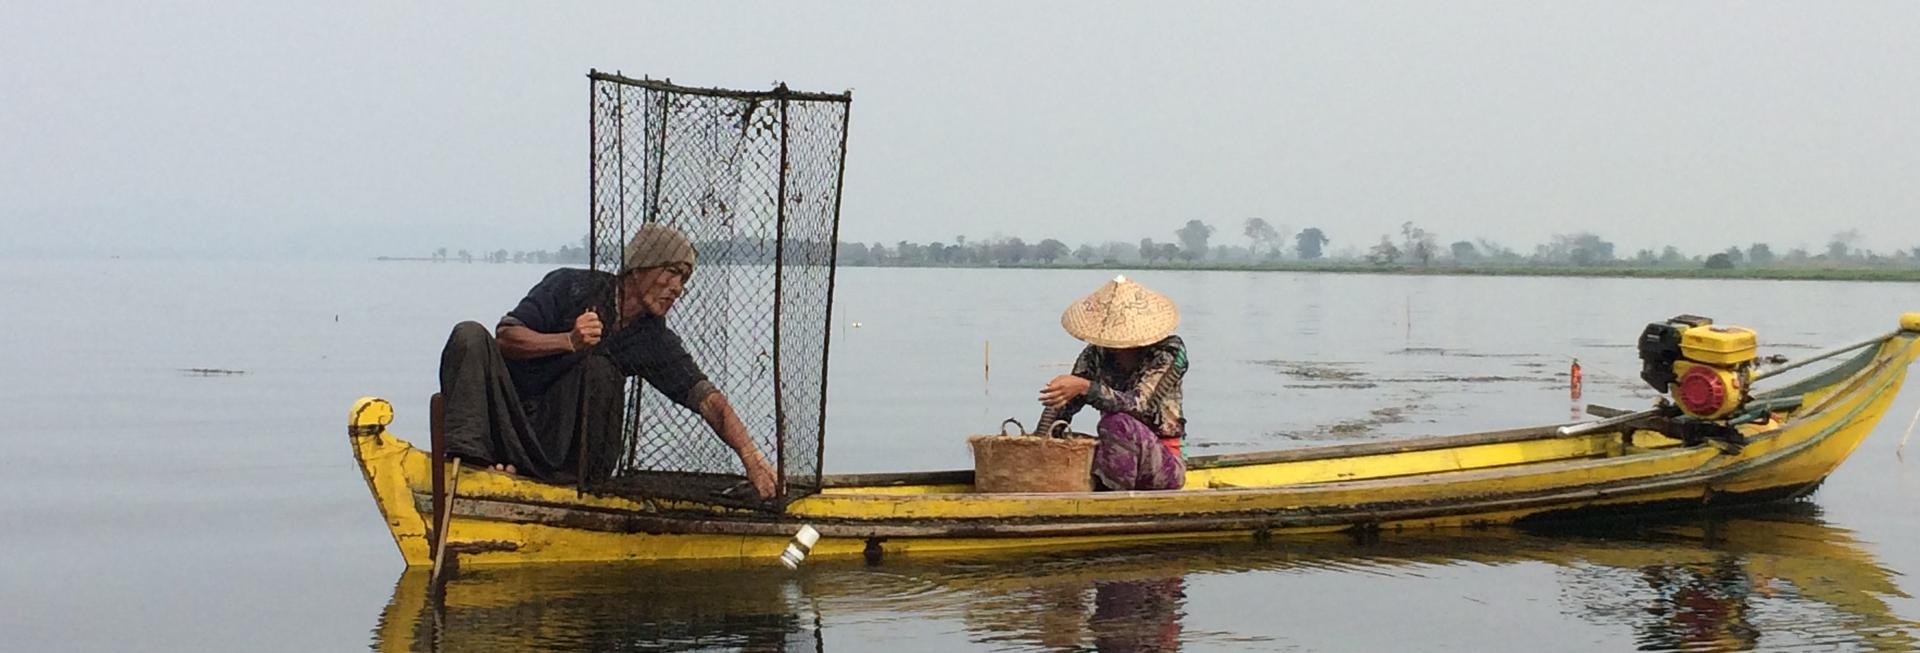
[349,330,1918,568]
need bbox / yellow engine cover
[1671,360,1745,419]
[1679,325,1757,366]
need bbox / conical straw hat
[1060,275,1180,349]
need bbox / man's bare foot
[490,463,516,474]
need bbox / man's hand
[1039,374,1092,408]
[699,390,779,500]
[569,309,603,351]
[743,450,777,499]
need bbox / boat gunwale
[819,425,1571,489]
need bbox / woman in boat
[1038,275,1188,491]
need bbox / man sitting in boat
[1038,276,1188,491]
[436,223,777,498]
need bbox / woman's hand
[1039,374,1092,408]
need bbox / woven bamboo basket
[968,419,1095,493]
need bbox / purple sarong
[1092,413,1186,491]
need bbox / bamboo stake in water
[984,340,991,396]
[1897,402,1920,459]
[1405,295,1412,348]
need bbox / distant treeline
[415,222,1920,273]
[410,238,832,265]
[420,245,590,265]
[836,221,1920,271]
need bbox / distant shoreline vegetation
[836,259,1920,283]
[828,222,1920,283]
[389,222,1920,282]
[378,244,589,265]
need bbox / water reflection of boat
[346,317,1920,567]
[375,564,824,652]
[371,505,1916,652]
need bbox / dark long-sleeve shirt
[1055,335,1189,442]
[496,268,716,410]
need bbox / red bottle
[1570,359,1584,401]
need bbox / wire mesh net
[586,72,849,506]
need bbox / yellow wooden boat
[349,313,1920,569]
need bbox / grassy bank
[844,261,1920,283]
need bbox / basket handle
[999,418,1027,437]
[1045,420,1072,438]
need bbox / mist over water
[3,260,1917,651]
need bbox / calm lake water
[3,260,1918,651]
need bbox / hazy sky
[5,2,1918,260]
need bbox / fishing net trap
[584,70,851,506]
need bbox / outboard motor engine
[1637,315,1758,420]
